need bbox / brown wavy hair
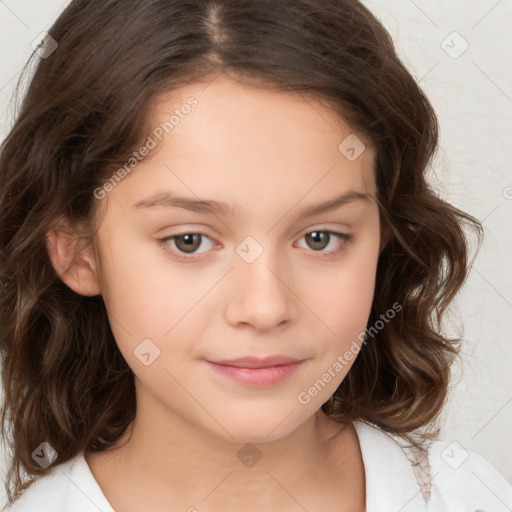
[0,0,483,505]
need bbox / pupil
[178,234,200,252]
[308,231,328,250]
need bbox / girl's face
[91,76,382,443]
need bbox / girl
[1,1,510,511]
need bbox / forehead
[147,75,373,160]
[96,76,377,222]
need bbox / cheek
[96,227,182,340]
[96,225,218,371]
[308,230,380,347]
[94,231,194,397]
[294,235,379,408]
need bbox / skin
[47,74,386,511]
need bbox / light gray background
[0,0,511,498]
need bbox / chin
[205,408,306,445]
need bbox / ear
[45,218,101,297]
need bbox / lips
[208,355,302,369]
[205,356,306,386]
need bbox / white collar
[353,420,445,511]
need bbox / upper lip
[208,356,303,368]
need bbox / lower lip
[206,360,305,387]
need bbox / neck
[86,381,360,510]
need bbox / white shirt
[1,420,511,512]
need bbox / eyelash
[156,229,354,261]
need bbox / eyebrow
[133,190,370,218]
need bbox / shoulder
[427,438,512,511]
[0,451,115,512]
[352,420,512,512]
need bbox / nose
[224,247,295,331]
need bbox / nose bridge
[237,234,287,297]
[226,234,293,329]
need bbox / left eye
[296,230,351,253]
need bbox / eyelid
[294,229,353,259]
[157,230,216,257]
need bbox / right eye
[157,232,216,257]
